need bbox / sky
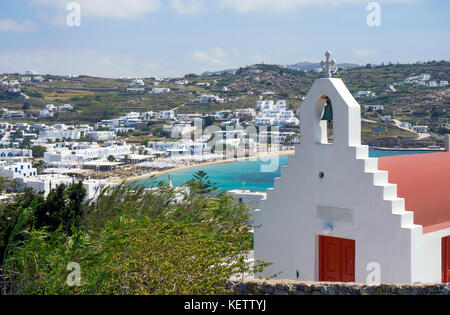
[0,0,448,78]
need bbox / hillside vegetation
[0,174,263,295]
[1,61,448,146]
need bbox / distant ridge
[202,69,237,76]
[201,62,360,76]
[288,61,359,71]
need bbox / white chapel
[254,51,450,284]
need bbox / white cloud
[170,0,207,15]
[353,48,378,58]
[28,0,419,18]
[0,19,37,32]
[30,0,162,19]
[188,48,233,69]
[218,0,417,13]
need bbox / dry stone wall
[229,279,450,295]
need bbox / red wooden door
[443,236,450,283]
[320,236,355,282]
[341,239,356,282]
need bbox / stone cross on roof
[320,51,337,78]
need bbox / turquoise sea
[135,150,439,192]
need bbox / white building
[130,79,145,87]
[148,140,206,156]
[158,111,175,120]
[44,143,132,163]
[7,111,25,118]
[83,179,117,201]
[404,74,431,84]
[0,149,32,158]
[356,91,376,98]
[429,81,438,88]
[197,94,224,103]
[21,175,73,197]
[45,104,57,111]
[255,53,450,284]
[0,162,37,180]
[412,125,429,134]
[85,131,116,141]
[39,128,81,141]
[176,114,202,122]
[364,104,384,111]
[9,80,20,86]
[151,88,171,94]
[234,108,256,118]
[59,104,73,111]
[255,100,299,127]
[40,110,54,119]
[7,88,21,95]
[163,124,197,139]
[127,87,145,93]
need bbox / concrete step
[372,170,389,186]
[363,158,379,172]
[355,145,369,159]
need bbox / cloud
[353,48,378,58]
[28,0,419,18]
[170,0,207,15]
[0,19,37,32]
[188,48,232,69]
[30,0,162,19]
[217,0,418,13]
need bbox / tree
[204,116,215,128]
[187,171,216,194]
[32,146,47,158]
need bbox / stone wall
[229,279,450,295]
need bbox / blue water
[136,150,439,192]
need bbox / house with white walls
[255,100,299,127]
[158,111,175,120]
[0,149,32,158]
[19,175,74,197]
[151,87,170,94]
[85,131,116,141]
[58,104,73,111]
[254,51,450,284]
[0,161,37,180]
[412,125,429,134]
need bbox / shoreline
[112,147,445,184]
[117,150,295,183]
[370,146,444,151]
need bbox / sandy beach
[117,150,295,183]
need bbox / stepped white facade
[254,54,449,284]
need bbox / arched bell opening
[316,95,334,144]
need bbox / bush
[1,177,266,295]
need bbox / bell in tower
[321,96,333,127]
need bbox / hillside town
[0,92,303,202]
[0,62,448,204]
